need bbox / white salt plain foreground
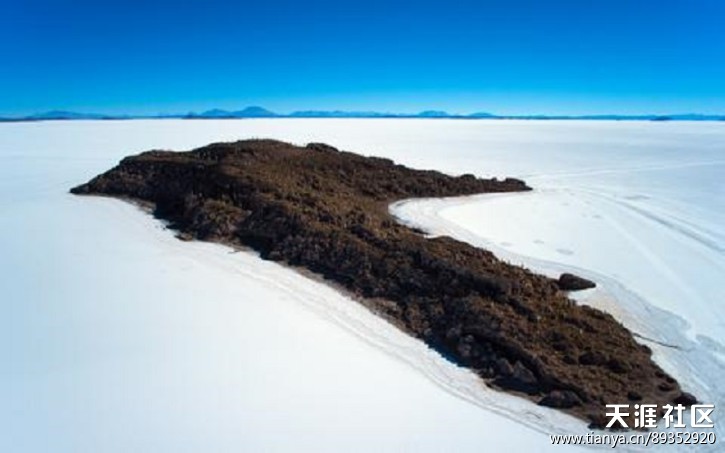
[1,119,723,451]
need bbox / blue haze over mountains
[2,107,724,122]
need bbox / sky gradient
[2,0,724,116]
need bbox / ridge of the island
[71,139,695,428]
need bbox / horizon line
[2,106,725,122]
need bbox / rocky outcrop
[72,139,692,427]
[557,273,597,291]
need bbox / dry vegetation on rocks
[72,139,694,427]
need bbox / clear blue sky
[2,0,724,116]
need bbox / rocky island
[71,139,694,428]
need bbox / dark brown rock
[627,391,643,401]
[71,139,692,427]
[558,273,596,291]
[673,392,698,406]
[540,390,583,409]
[579,350,608,366]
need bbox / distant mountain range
[2,106,724,122]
